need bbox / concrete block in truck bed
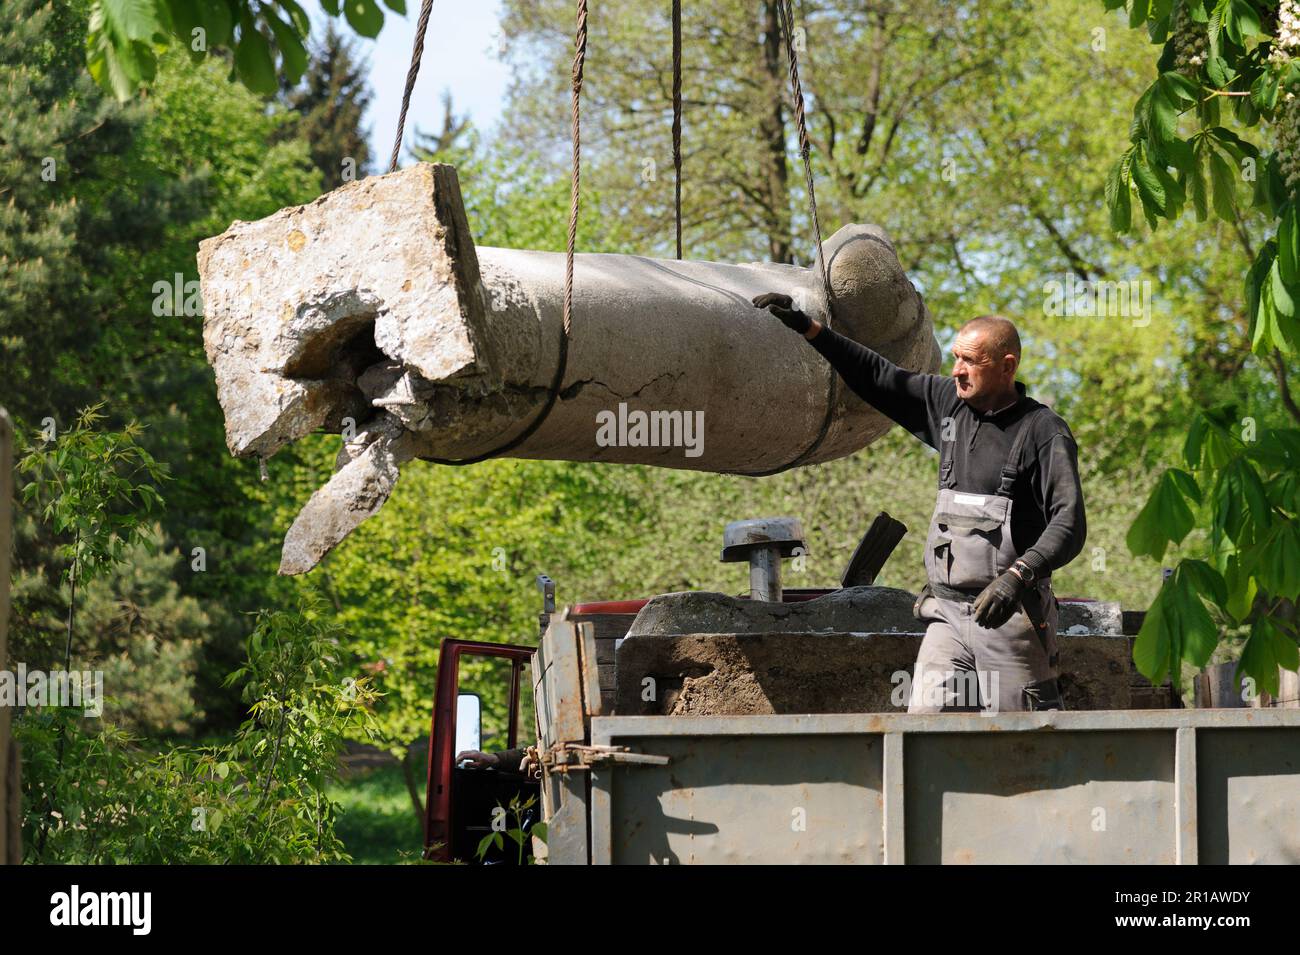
[615,630,1134,714]
[626,586,1127,639]
[616,586,1137,713]
[626,586,926,637]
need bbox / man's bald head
[951,315,1022,412]
[958,315,1021,361]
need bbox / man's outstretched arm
[752,293,946,443]
[1017,431,1087,581]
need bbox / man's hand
[752,291,813,335]
[972,569,1027,629]
[455,749,499,769]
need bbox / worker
[752,292,1086,713]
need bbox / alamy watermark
[0,664,103,717]
[50,885,151,935]
[1042,273,1153,327]
[891,663,1001,715]
[595,403,704,458]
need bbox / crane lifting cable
[385,0,837,475]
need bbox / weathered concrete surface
[615,587,1134,714]
[627,587,1126,638]
[628,586,924,637]
[279,414,417,577]
[197,163,941,573]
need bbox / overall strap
[938,430,956,489]
[996,406,1042,496]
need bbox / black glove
[972,569,1027,629]
[752,291,812,335]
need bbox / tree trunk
[402,747,425,825]
[759,0,792,263]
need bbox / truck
[423,515,1300,865]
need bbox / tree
[279,25,374,190]
[84,0,406,99]
[0,0,193,427]
[89,45,322,728]
[71,527,210,735]
[490,0,1252,620]
[12,407,380,864]
[16,404,166,853]
[4,0,326,732]
[411,90,472,160]
[1101,0,1300,697]
[299,447,647,823]
[18,592,380,863]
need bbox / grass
[327,762,427,865]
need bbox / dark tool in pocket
[1022,676,1064,711]
[1019,584,1058,668]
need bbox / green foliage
[1104,1,1298,357]
[1127,468,1200,560]
[88,42,319,728]
[18,595,381,863]
[301,450,646,762]
[1104,0,1300,692]
[19,403,167,590]
[0,0,193,426]
[326,761,426,864]
[225,595,382,822]
[475,790,542,865]
[278,25,373,189]
[13,405,378,862]
[62,526,209,735]
[1127,405,1300,692]
[3,0,323,731]
[85,0,406,100]
[10,426,208,734]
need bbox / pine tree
[0,0,127,423]
[279,25,373,190]
[411,90,473,162]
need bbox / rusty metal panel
[532,616,595,864]
[586,710,1300,865]
[541,771,590,866]
[574,621,603,718]
[533,618,585,747]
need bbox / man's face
[951,329,1015,404]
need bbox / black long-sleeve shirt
[496,747,526,772]
[809,326,1086,580]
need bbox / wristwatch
[1010,559,1036,584]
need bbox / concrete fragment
[198,163,941,573]
[1057,599,1123,635]
[279,413,416,575]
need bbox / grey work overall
[907,410,1065,714]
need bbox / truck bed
[578,709,1300,864]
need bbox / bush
[18,595,380,864]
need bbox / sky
[300,1,511,170]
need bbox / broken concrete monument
[198,163,941,573]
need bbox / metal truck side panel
[579,711,1300,865]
